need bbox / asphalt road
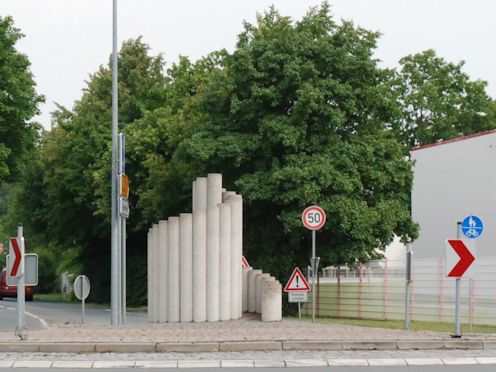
[0,298,147,331]
[8,366,496,371]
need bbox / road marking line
[25,310,48,329]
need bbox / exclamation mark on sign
[296,275,299,288]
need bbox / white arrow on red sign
[445,239,475,278]
[9,237,22,277]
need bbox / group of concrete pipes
[242,267,282,321]
[147,173,243,322]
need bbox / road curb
[0,339,494,353]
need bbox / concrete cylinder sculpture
[219,203,232,321]
[148,173,281,323]
[168,217,180,323]
[262,279,282,322]
[247,269,262,313]
[158,220,168,323]
[256,274,271,314]
[180,213,193,322]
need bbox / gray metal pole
[312,230,316,323]
[81,278,85,324]
[111,0,120,325]
[121,217,126,323]
[454,221,462,337]
[16,224,26,338]
[404,243,412,330]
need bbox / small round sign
[461,215,483,239]
[74,275,91,300]
[301,205,326,230]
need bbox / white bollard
[219,203,231,321]
[147,228,152,322]
[207,173,222,208]
[193,177,207,211]
[247,269,262,313]
[168,217,180,323]
[152,224,160,322]
[256,274,271,314]
[242,266,249,313]
[262,280,282,322]
[180,213,193,322]
[226,194,243,319]
[206,206,220,321]
[192,208,207,322]
[158,220,168,323]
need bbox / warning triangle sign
[284,267,311,292]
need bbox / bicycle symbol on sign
[461,215,483,239]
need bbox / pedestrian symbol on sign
[461,215,483,239]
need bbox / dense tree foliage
[0,16,43,182]
[387,49,496,148]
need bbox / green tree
[387,49,495,148]
[0,16,44,182]
[173,3,418,279]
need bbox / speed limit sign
[301,205,326,230]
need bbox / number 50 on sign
[301,206,326,231]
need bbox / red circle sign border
[301,205,326,230]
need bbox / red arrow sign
[447,239,475,277]
[9,237,22,277]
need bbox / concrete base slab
[368,358,407,366]
[253,360,285,368]
[135,360,178,368]
[92,360,136,368]
[405,358,444,365]
[178,360,221,368]
[95,343,156,353]
[342,341,397,350]
[283,341,341,351]
[40,343,95,353]
[158,342,219,352]
[0,361,13,368]
[0,343,39,352]
[52,361,94,368]
[444,341,484,350]
[221,360,255,368]
[13,361,53,368]
[284,359,328,367]
[327,359,368,366]
[397,341,445,350]
[443,358,478,365]
[475,357,496,364]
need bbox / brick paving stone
[368,358,407,366]
[284,359,328,367]
[221,360,255,368]
[135,360,178,368]
[13,360,53,368]
[92,360,136,368]
[178,360,221,368]
[254,359,285,368]
[442,357,478,365]
[52,361,94,368]
[327,359,368,366]
[475,357,496,364]
[405,358,444,365]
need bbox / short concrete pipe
[152,224,160,322]
[207,173,222,208]
[247,269,262,313]
[226,194,243,319]
[192,209,207,322]
[180,213,193,322]
[167,217,180,323]
[206,206,220,321]
[158,220,169,323]
[256,274,271,314]
[193,177,207,211]
[219,203,232,321]
[222,191,236,202]
[261,279,282,322]
[147,229,153,322]
[242,266,249,313]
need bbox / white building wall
[411,131,496,258]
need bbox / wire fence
[302,257,496,326]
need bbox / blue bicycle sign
[461,215,483,239]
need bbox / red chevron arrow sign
[9,237,22,277]
[445,239,476,278]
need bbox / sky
[2,0,495,130]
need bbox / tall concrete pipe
[227,194,243,319]
[147,229,152,322]
[219,203,232,321]
[247,269,262,313]
[180,213,193,322]
[168,217,180,322]
[206,206,220,322]
[158,220,168,323]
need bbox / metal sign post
[454,221,462,337]
[301,206,326,323]
[404,243,413,330]
[14,224,26,339]
[74,275,91,324]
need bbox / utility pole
[111,0,120,325]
